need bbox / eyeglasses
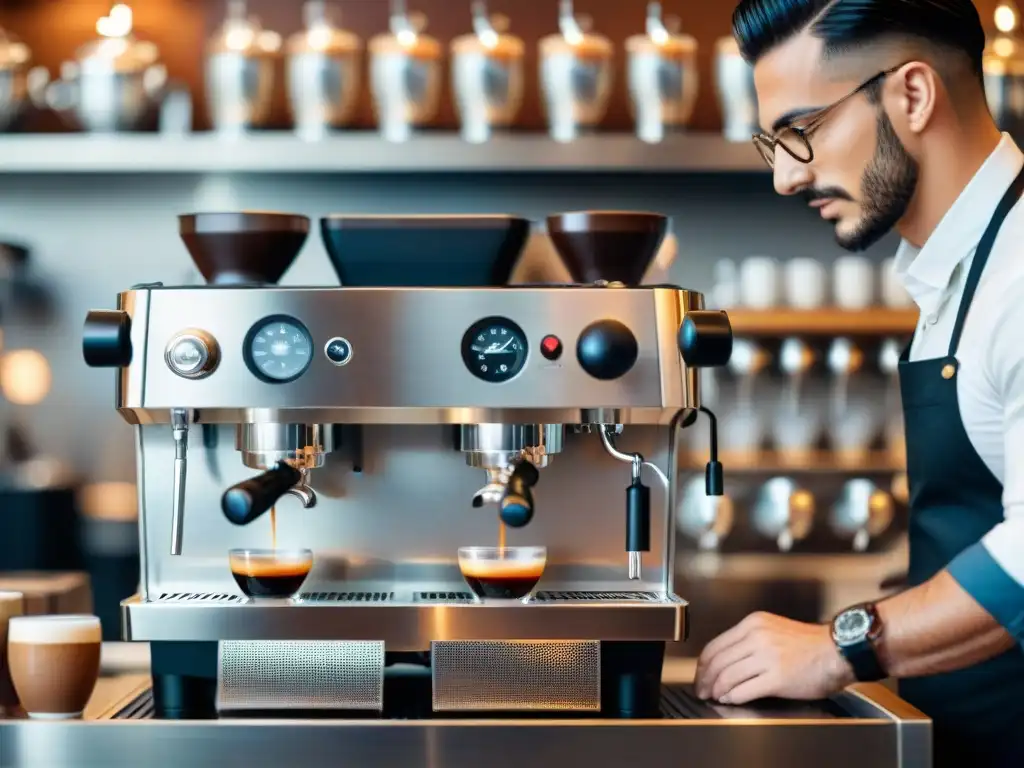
[752,65,903,169]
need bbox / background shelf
[0,132,767,174]
[726,308,919,337]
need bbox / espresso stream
[271,505,276,550]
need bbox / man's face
[753,33,918,251]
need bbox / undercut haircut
[732,0,986,86]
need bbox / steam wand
[170,408,190,555]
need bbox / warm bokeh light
[78,481,139,521]
[0,349,52,405]
[996,4,1018,34]
[96,3,133,38]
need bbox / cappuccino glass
[229,548,313,599]
[0,591,25,714]
[458,546,547,602]
[7,614,101,719]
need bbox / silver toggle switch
[165,329,219,379]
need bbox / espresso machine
[67,211,930,767]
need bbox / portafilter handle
[499,460,540,528]
[222,461,304,526]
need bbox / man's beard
[835,111,919,251]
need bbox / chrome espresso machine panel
[62,211,929,768]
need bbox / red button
[540,335,563,360]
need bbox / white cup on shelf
[738,256,779,308]
[879,257,914,308]
[783,257,827,309]
[832,256,874,309]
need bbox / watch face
[834,608,871,646]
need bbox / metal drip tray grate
[299,592,395,603]
[533,591,663,602]
[156,592,245,604]
[415,591,474,603]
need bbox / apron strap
[948,164,1024,357]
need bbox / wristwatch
[830,602,886,682]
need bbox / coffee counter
[0,650,930,768]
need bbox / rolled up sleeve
[948,286,1024,641]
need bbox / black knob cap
[576,320,639,380]
[500,461,540,528]
[678,310,733,368]
[222,462,303,526]
[83,310,132,367]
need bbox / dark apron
[898,164,1024,768]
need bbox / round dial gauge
[244,316,314,383]
[834,608,871,645]
[461,317,528,383]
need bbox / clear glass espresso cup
[228,548,313,600]
[457,546,547,602]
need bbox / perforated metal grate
[297,591,394,603]
[415,591,474,603]
[156,592,245,603]
[217,641,385,711]
[431,641,600,712]
[534,591,662,602]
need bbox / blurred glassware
[286,0,362,140]
[46,6,167,132]
[879,256,914,308]
[625,2,698,144]
[775,338,820,463]
[205,0,282,136]
[830,399,880,467]
[538,0,613,143]
[738,255,779,308]
[369,0,442,143]
[783,257,827,309]
[714,35,757,143]
[827,337,863,416]
[709,258,738,309]
[983,3,1024,140]
[832,255,874,309]
[0,27,49,132]
[450,1,525,144]
[677,475,734,551]
[829,478,895,552]
[752,477,815,552]
[879,337,905,459]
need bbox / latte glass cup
[7,614,101,719]
[458,546,547,602]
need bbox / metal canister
[286,1,362,140]
[205,0,282,136]
[625,2,698,144]
[538,0,614,143]
[369,7,442,143]
[46,33,165,132]
[450,2,525,144]
[714,35,757,143]
[0,28,48,132]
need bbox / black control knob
[83,310,132,367]
[576,320,639,380]
[678,310,733,368]
[222,462,303,526]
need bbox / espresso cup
[738,256,779,309]
[228,548,313,599]
[7,614,101,719]
[458,546,547,601]
[783,257,827,309]
[0,591,25,714]
[832,256,874,309]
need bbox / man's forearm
[876,570,1016,678]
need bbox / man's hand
[694,612,855,705]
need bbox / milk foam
[8,615,101,645]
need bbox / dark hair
[732,0,986,79]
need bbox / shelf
[726,308,919,337]
[0,131,768,174]
[681,450,906,474]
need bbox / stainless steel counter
[0,660,930,768]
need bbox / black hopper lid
[321,214,531,287]
[179,212,310,285]
[546,211,669,286]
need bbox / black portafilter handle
[500,460,540,528]
[222,462,303,526]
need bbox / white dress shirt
[893,133,1024,616]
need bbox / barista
[695,2,1024,767]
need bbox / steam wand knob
[626,455,651,580]
[701,406,724,497]
[499,460,540,528]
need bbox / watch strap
[840,636,886,683]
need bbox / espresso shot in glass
[228,549,313,599]
[458,546,547,602]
